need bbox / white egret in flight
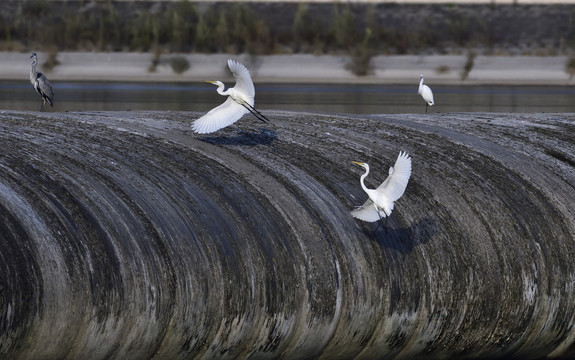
[192,59,269,134]
[418,74,434,113]
[351,151,412,229]
[29,52,54,112]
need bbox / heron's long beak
[352,161,364,166]
[205,81,217,84]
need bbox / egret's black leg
[238,101,270,123]
[384,216,389,234]
[247,103,270,123]
[425,103,428,113]
[374,211,388,234]
[240,103,264,122]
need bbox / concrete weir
[0,110,574,359]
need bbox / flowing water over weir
[1,110,575,359]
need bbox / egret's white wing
[227,59,255,98]
[192,97,249,134]
[350,199,382,222]
[374,166,394,192]
[378,151,412,202]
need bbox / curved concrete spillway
[0,110,574,359]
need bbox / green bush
[1,1,572,57]
[167,0,198,52]
[170,56,190,74]
[149,47,162,72]
[331,4,359,51]
[566,57,575,79]
[42,47,60,71]
[346,28,375,76]
[461,51,476,80]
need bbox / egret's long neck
[419,77,424,89]
[360,168,371,193]
[216,83,229,96]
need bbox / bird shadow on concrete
[199,128,277,146]
[369,217,437,254]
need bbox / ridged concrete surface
[0,110,574,359]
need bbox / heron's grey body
[29,53,54,112]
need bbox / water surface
[2,81,575,114]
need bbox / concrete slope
[0,110,574,359]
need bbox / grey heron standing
[29,52,54,111]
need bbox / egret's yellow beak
[205,81,217,84]
[352,161,364,166]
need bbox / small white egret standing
[29,52,54,112]
[351,151,412,230]
[418,74,434,113]
[192,59,269,134]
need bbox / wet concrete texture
[0,110,574,359]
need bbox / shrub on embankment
[3,1,575,57]
[4,1,575,76]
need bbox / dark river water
[2,81,575,114]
